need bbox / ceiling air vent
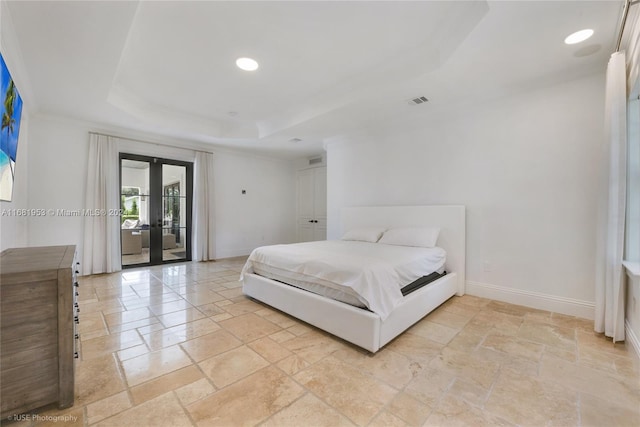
[309,157,323,165]
[408,96,429,105]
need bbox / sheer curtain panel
[193,151,215,261]
[82,133,122,275]
[595,52,627,342]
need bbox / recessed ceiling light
[236,57,259,71]
[564,29,594,45]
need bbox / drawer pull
[74,352,79,359]
[74,282,79,288]
[75,333,79,339]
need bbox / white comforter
[240,240,446,320]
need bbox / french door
[120,154,193,267]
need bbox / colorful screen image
[1,52,23,201]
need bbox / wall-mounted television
[1,52,23,202]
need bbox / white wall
[326,73,605,317]
[214,150,296,258]
[0,0,30,251]
[23,114,296,265]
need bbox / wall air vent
[309,157,323,165]
[408,96,429,105]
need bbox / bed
[241,205,466,352]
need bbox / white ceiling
[3,0,624,158]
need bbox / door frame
[119,153,193,267]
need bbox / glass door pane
[162,164,188,262]
[121,159,150,266]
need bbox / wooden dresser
[0,245,78,418]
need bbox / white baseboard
[465,280,595,320]
[625,319,640,359]
[215,248,252,260]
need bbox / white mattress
[240,240,446,320]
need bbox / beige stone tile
[157,307,206,328]
[270,329,297,343]
[467,311,522,336]
[580,392,640,427]
[425,394,514,427]
[332,347,418,389]
[260,311,298,328]
[481,332,544,362]
[223,299,264,316]
[454,294,492,308]
[294,356,397,425]
[180,329,242,362]
[216,287,244,299]
[282,331,344,364]
[143,318,220,350]
[387,391,432,426]
[219,312,282,342]
[287,323,312,336]
[148,299,193,316]
[130,364,203,405]
[404,366,455,407]
[473,347,539,377]
[120,345,192,387]
[199,345,270,388]
[447,378,491,406]
[262,393,354,427]
[248,336,292,362]
[485,368,578,426]
[426,309,471,329]
[80,299,125,315]
[175,378,216,406]
[211,312,233,322]
[445,329,485,353]
[544,344,577,362]
[86,391,131,424]
[368,411,408,427]
[75,353,127,406]
[187,366,304,426]
[386,331,444,364]
[196,302,226,317]
[276,354,311,375]
[81,329,144,360]
[407,320,460,345]
[183,290,226,306]
[103,307,154,327]
[577,330,633,357]
[441,300,482,319]
[77,311,107,335]
[484,300,545,318]
[428,347,500,389]
[108,316,161,334]
[117,344,150,362]
[95,391,192,427]
[540,354,640,411]
[517,321,576,351]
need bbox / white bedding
[240,240,446,320]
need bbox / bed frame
[242,205,466,352]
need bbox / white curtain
[193,151,216,261]
[82,133,121,275]
[595,52,628,342]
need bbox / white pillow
[341,227,386,243]
[379,227,440,248]
[122,219,140,229]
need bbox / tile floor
[7,258,640,426]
